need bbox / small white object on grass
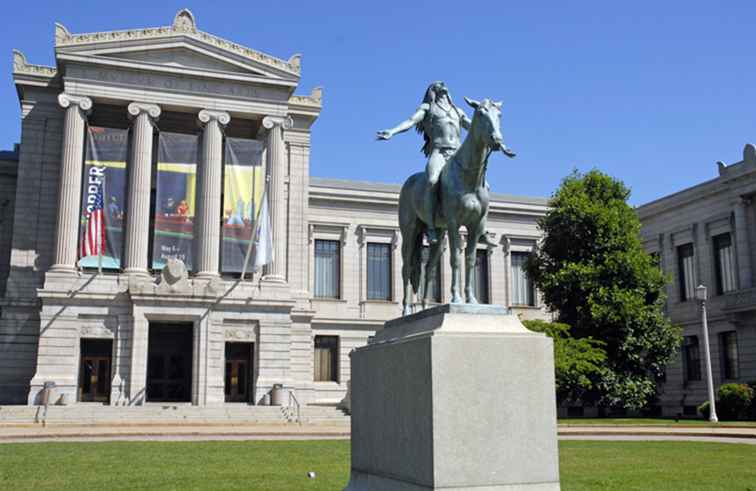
[307,471,316,479]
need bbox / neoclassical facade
[0,11,549,407]
[638,144,756,417]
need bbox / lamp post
[695,284,718,423]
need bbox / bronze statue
[379,84,515,315]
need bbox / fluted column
[734,197,752,289]
[195,109,230,278]
[50,93,92,273]
[123,103,161,275]
[262,115,293,282]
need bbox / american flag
[81,184,105,258]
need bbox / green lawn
[0,440,754,490]
[559,418,756,427]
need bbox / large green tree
[526,170,681,411]
[522,319,606,405]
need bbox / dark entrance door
[225,342,254,403]
[146,323,193,402]
[79,339,113,403]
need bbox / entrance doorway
[225,342,254,403]
[146,323,193,403]
[78,339,113,403]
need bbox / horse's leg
[400,222,417,316]
[464,227,480,304]
[422,239,443,309]
[448,223,463,304]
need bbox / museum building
[638,146,756,417]
[0,11,549,407]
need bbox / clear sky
[2,1,755,205]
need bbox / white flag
[252,191,273,272]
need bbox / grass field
[558,418,756,427]
[0,440,754,490]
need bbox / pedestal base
[345,304,560,491]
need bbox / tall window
[314,240,340,299]
[713,233,736,295]
[511,251,535,306]
[677,243,696,301]
[314,335,338,382]
[472,249,490,304]
[419,246,442,303]
[683,336,701,382]
[367,243,392,300]
[720,331,739,380]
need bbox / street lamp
[695,285,718,423]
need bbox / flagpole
[240,173,269,281]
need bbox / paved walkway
[1,423,754,444]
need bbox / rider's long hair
[416,81,457,157]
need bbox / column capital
[128,102,161,120]
[198,109,230,126]
[58,93,92,113]
[262,115,293,131]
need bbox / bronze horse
[398,97,515,315]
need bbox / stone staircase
[283,404,350,425]
[0,403,350,426]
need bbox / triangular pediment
[54,9,301,83]
[97,46,264,76]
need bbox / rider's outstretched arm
[377,104,428,139]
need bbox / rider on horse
[377,81,509,247]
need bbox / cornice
[54,9,301,77]
[288,87,322,108]
[12,49,57,78]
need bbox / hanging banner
[152,132,198,270]
[222,137,264,273]
[78,126,128,269]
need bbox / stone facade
[638,144,756,417]
[0,10,550,406]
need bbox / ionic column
[261,115,293,282]
[734,197,752,289]
[50,93,92,273]
[123,103,161,275]
[195,109,230,278]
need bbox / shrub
[717,383,754,420]
[698,401,710,420]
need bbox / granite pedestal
[344,304,560,491]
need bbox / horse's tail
[399,173,426,296]
[409,231,423,295]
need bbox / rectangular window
[473,249,490,304]
[677,243,696,302]
[314,335,338,382]
[221,137,264,274]
[314,239,340,299]
[420,246,442,303]
[720,331,739,380]
[511,251,535,306]
[367,243,392,301]
[713,233,736,295]
[78,126,129,270]
[151,132,198,271]
[683,336,701,382]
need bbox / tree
[523,319,606,405]
[526,169,681,411]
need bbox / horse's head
[464,97,505,152]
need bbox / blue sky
[2,1,755,205]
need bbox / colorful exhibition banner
[222,137,264,273]
[78,126,128,269]
[152,132,198,270]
